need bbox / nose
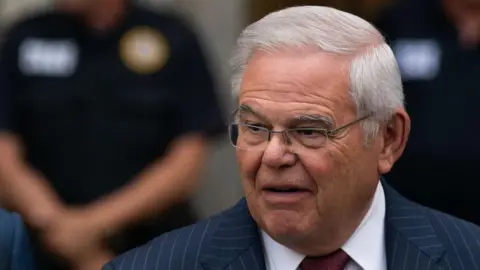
[262,134,297,168]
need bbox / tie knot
[299,249,350,270]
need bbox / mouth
[264,187,307,193]
[261,185,311,204]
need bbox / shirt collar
[342,181,387,270]
[261,181,387,270]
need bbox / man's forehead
[236,103,335,127]
[241,50,350,96]
[246,49,350,73]
[238,49,354,119]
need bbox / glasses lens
[229,124,240,147]
[229,123,270,151]
[288,128,328,148]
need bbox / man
[376,0,480,225]
[0,209,36,270]
[0,0,224,269]
[104,5,480,270]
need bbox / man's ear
[378,109,410,174]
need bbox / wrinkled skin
[237,49,410,256]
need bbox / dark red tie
[299,249,350,270]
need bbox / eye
[294,128,326,138]
[247,124,265,133]
[240,123,266,134]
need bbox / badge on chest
[392,39,442,81]
[18,38,79,77]
[119,26,170,75]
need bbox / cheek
[301,143,361,200]
[237,150,263,190]
[299,149,338,187]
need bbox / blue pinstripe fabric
[0,209,36,270]
[104,182,480,270]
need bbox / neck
[83,0,127,31]
[442,0,480,48]
[291,191,375,256]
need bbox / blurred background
[0,0,392,221]
[2,0,480,269]
[0,0,250,221]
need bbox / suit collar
[383,179,446,269]
[200,199,266,270]
[201,180,446,270]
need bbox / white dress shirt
[261,182,387,270]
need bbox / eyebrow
[237,104,334,129]
[236,103,263,117]
[293,114,334,129]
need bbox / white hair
[230,6,404,140]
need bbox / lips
[261,184,311,204]
[264,186,307,193]
[261,182,311,194]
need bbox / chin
[261,209,309,241]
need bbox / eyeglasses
[228,114,371,152]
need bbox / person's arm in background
[38,17,224,269]
[0,28,65,232]
[85,21,225,234]
[46,130,210,269]
[0,26,114,270]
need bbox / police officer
[0,0,225,269]
[376,0,480,225]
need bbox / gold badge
[119,26,169,75]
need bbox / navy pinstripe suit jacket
[103,184,480,270]
[0,209,35,270]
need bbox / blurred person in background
[0,0,225,269]
[0,209,36,270]
[376,0,480,225]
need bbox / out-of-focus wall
[168,0,247,218]
[0,0,246,218]
[0,0,50,30]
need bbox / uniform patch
[393,39,442,81]
[18,38,79,77]
[119,26,169,75]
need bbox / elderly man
[103,6,480,270]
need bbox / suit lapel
[200,198,266,270]
[201,181,451,270]
[383,181,447,270]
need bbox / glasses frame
[228,109,372,150]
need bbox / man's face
[237,50,386,254]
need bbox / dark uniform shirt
[0,5,226,267]
[0,4,225,206]
[376,0,480,224]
